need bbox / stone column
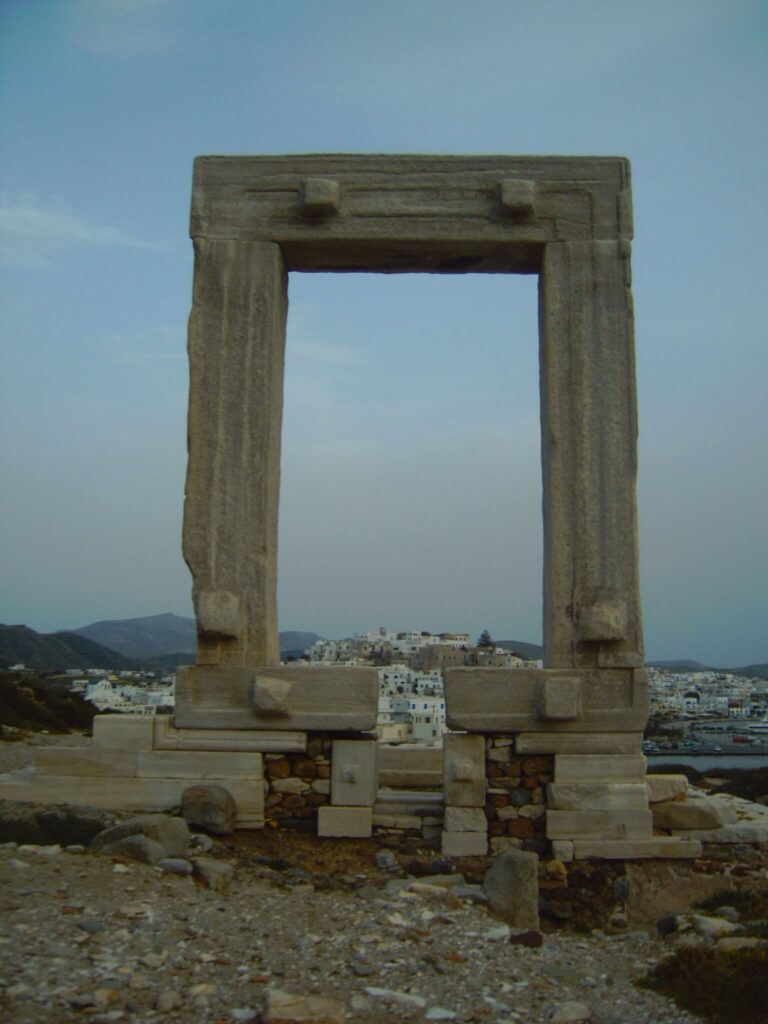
[539,240,642,670]
[183,239,288,667]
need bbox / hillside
[495,639,544,660]
[73,612,196,658]
[0,671,97,732]
[72,614,324,661]
[0,625,134,673]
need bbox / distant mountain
[73,613,196,658]
[71,613,325,663]
[646,659,713,672]
[0,625,134,673]
[496,639,544,661]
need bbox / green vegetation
[476,629,494,648]
[0,671,96,734]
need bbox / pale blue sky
[0,0,766,666]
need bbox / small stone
[426,1010,457,1021]
[485,924,511,941]
[141,952,166,968]
[714,905,740,922]
[375,850,398,870]
[155,990,183,1012]
[65,844,86,854]
[129,973,152,990]
[192,857,234,893]
[265,988,345,1022]
[229,1009,259,1022]
[158,857,194,876]
[113,863,130,874]
[691,914,739,938]
[657,914,679,937]
[364,987,427,1009]
[550,1002,591,1023]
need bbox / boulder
[181,784,237,835]
[652,798,729,831]
[482,849,539,930]
[90,813,190,861]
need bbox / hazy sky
[1,1,766,666]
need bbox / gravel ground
[0,833,706,1024]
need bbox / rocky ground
[1,736,767,1024]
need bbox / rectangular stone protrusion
[547,810,653,840]
[444,806,487,832]
[555,754,647,782]
[136,750,263,780]
[442,831,487,857]
[517,733,643,755]
[500,178,535,217]
[572,838,702,860]
[540,676,582,721]
[301,176,341,216]
[443,734,485,808]
[92,715,155,751]
[331,739,378,807]
[547,783,649,811]
[317,805,372,838]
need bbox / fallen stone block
[645,774,688,803]
[90,814,191,860]
[483,849,539,930]
[652,798,730,831]
[192,856,234,892]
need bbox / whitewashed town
[13,626,768,751]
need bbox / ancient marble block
[136,750,264,781]
[444,668,646,733]
[516,733,643,755]
[34,747,138,777]
[330,739,378,806]
[317,806,372,838]
[444,806,487,832]
[547,810,652,841]
[546,783,649,811]
[175,665,378,731]
[652,799,731,831]
[155,717,307,753]
[554,754,647,782]
[443,734,486,807]
[572,838,702,860]
[92,714,155,751]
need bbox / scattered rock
[549,1001,591,1023]
[192,856,234,892]
[364,987,427,1009]
[265,988,346,1023]
[181,784,237,835]
[483,849,540,930]
[157,856,193,876]
[90,814,191,861]
[509,929,544,947]
[374,849,398,870]
[154,990,183,1012]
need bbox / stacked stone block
[485,737,552,857]
[441,735,487,856]
[317,739,378,838]
[264,735,332,829]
